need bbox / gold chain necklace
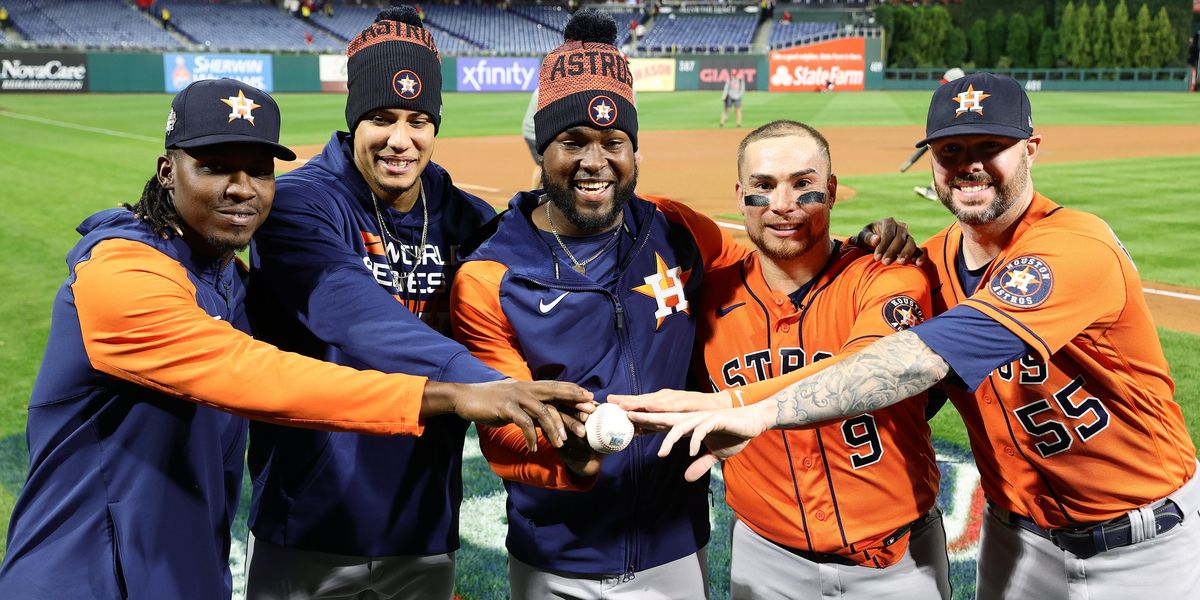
[545,200,620,274]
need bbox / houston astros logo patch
[392,69,422,99]
[221,89,260,125]
[954,84,990,117]
[588,95,617,127]
[882,296,925,331]
[989,256,1053,308]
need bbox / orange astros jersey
[922,192,1196,528]
[700,243,939,567]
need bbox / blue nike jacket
[452,191,747,575]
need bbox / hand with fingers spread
[847,217,924,266]
[609,388,733,415]
[628,404,774,482]
[426,379,593,452]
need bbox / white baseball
[586,403,635,454]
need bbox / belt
[770,510,937,566]
[993,501,1185,559]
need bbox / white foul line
[0,111,159,143]
[715,220,1200,303]
[457,182,502,194]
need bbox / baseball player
[617,72,1199,600]
[450,11,745,597]
[721,71,746,128]
[699,119,949,599]
[244,8,587,598]
[0,78,587,599]
[449,12,923,598]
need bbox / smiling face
[159,144,276,260]
[540,126,637,235]
[352,108,436,208]
[929,133,1039,226]
[737,134,836,262]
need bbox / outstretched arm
[623,330,950,480]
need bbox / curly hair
[122,157,183,240]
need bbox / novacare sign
[769,38,866,92]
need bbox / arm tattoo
[773,330,949,428]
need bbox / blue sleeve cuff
[912,304,1029,391]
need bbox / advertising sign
[1,52,88,92]
[682,56,763,91]
[318,54,348,92]
[164,53,273,93]
[768,38,865,92]
[456,57,540,92]
[628,58,676,92]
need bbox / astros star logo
[1003,267,1040,294]
[587,95,617,127]
[631,252,691,330]
[221,89,261,125]
[988,255,1053,308]
[954,84,990,117]
[392,69,422,100]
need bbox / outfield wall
[1,47,1191,94]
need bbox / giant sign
[164,54,273,93]
[456,57,540,92]
[769,38,865,92]
[628,58,676,92]
[1,52,88,92]
[680,56,762,91]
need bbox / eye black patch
[742,191,826,207]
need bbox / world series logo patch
[392,69,422,99]
[587,95,617,127]
[883,296,925,331]
[989,256,1053,308]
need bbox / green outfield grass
[1,91,1197,586]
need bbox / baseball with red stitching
[586,403,635,454]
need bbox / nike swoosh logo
[716,302,745,318]
[538,292,570,314]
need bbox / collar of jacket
[74,208,234,285]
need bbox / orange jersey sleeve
[643,195,749,272]
[450,259,594,491]
[73,239,426,436]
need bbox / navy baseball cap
[915,72,1033,148]
[165,78,296,160]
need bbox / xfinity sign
[457,57,540,92]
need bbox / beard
[935,159,1030,226]
[748,219,826,262]
[542,165,639,233]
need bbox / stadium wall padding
[50,52,1199,94]
[86,53,165,92]
[272,55,320,92]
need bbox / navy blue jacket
[453,192,746,575]
[0,209,249,599]
[247,132,501,556]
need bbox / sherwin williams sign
[164,54,274,92]
[768,38,865,92]
[456,57,540,92]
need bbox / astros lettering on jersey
[700,243,939,566]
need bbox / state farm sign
[768,38,865,92]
